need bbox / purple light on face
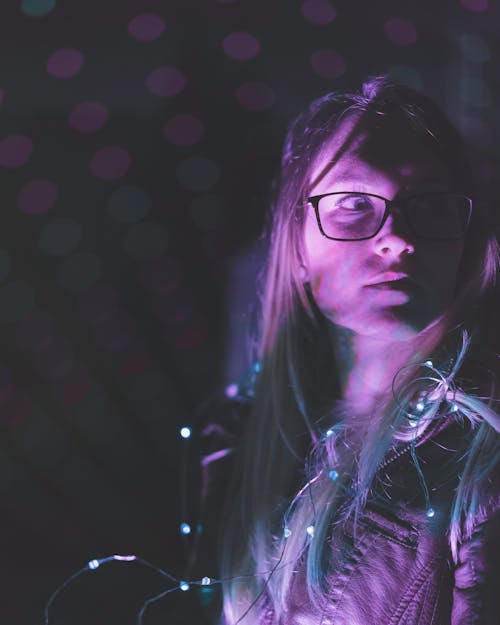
[384,18,418,46]
[90,146,131,180]
[461,0,488,10]
[128,13,166,42]
[146,66,186,97]
[18,178,57,214]
[0,135,33,168]
[69,101,108,133]
[222,32,260,61]
[47,48,84,79]
[236,81,274,111]
[163,114,204,147]
[16,310,55,351]
[310,49,346,78]
[301,0,336,25]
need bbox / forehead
[308,113,455,194]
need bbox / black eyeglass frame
[306,191,473,242]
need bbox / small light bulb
[306,525,315,537]
[283,527,291,538]
[180,426,192,439]
[180,522,191,535]
[253,362,261,373]
[416,402,425,412]
[329,469,339,481]
[424,360,433,367]
[408,418,418,428]
[225,383,238,398]
[201,576,211,586]
[325,428,334,438]
[88,559,100,570]
[426,507,435,518]
[179,581,190,592]
[451,403,458,412]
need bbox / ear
[299,263,310,283]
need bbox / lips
[365,271,418,289]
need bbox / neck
[329,325,422,419]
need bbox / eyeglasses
[307,191,472,241]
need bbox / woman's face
[302,114,465,341]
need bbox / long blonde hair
[220,77,500,624]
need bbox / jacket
[184,395,500,625]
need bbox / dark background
[0,0,499,623]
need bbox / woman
[191,76,500,625]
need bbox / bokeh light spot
[235,81,274,111]
[310,49,346,78]
[146,66,186,97]
[47,48,84,79]
[460,77,491,107]
[90,146,131,180]
[0,135,33,168]
[18,178,57,214]
[125,367,164,401]
[163,114,204,147]
[58,253,101,292]
[387,65,423,90]
[62,369,93,403]
[189,194,229,229]
[152,288,195,324]
[69,100,108,133]
[39,218,82,256]
[128,13,166,42]
[33,336,74,381]
[93,314,135,352]
[77,283,119,323]
[461,115,491,148]
[176,156,220,192]
[384,18,418,46]
[21,0,56,17]
[16,310,55,351]
[0,281,36,322]
[119,352,150,378]
[301,0,336,25]
[122,222,169,261]
[459,33,490,63]
[222,32,260,61]
[0,250,11,283]
[138,256,182,293]
[461,0,488,11]
[107,186,151,223]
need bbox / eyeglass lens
[317,193,470,240]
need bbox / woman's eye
[335,195,373,211]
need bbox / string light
[45,356,452,624]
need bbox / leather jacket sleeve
[452,490,500,624]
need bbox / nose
[373,208,415,257]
